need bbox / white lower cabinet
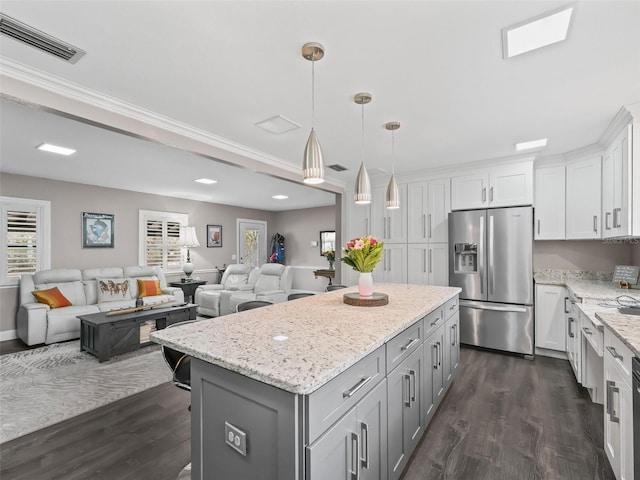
[535,285,567,352]
[445,310,460,386]
[307,379,388,480]
[407,243,448,286]
[388,347,424,480]
[566,299,582,384]
[374,244,407,284]
[603,328,634,480]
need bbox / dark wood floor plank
[401,347,615,480]
[2,341,614,480]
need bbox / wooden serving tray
[343,292,389,307]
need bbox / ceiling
[1,1,639,209]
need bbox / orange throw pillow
[32,287,72,308]
[137,279,162,297]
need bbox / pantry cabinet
[407,179,450,243]
[372,184,407,243]
[407,243,448,287]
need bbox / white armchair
[223,264,293,315]
[194,264,255,317]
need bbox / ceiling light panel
[503,6,574,58]
[36,143,76,155]
[516,138,548,151]
[255,115,301,135]
[272,195,289,200]
[195,178,217,184]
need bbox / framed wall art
[82,212,114,248]
[207,225,222,247]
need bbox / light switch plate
[224,421,247,456]
[310,240,318,247]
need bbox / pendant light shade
[354,161,372,204]
[385,121,401,209]
[303,128,324,184]
[301,42,325,185]
[353,92,372,204]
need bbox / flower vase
[358,272,374,297]
[328,260,334,271]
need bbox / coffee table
[78,303,197,362]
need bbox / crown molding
[598,104,636,148]
[0,57,346,192]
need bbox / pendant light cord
[361,101,365,165]
[391,129,395,175]
[311,58,315,129]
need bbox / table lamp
[179,226,200,281]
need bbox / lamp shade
[178,226,200,248]
[386,174,400,209]
[354,161,372,204]
[303,128,325,184]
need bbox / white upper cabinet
[372,184,407,243]
[534,165,566,240]
[566,155,602,239]
[407,179,450,243]
[451,172,489,210]
[451,161,532,210]
[602,124,633,238]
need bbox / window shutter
[139,210,188,272]
[6,210,38,277]
[145,219,164,267]
[166,221,182,269]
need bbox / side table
[169,280,207,303]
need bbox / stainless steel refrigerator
[449,206,534,356]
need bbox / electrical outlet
[310,240,318,247]
[231,254,237,260]
[224,421,247,456]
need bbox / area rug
[0,340,171,443]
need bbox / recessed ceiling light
[272,195,289,200]
[516,138,548,151]
[503,6,574,59]
[255,115,301,135]
[195,178,217,184]
[36,143,76,156]
[273,334,289,341]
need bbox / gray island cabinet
[151,283,460,480]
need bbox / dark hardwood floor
[401,347,614,480]
[0,338,40,355]
[1,340,613,480]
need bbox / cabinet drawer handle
[613,207,621,228]
[537,219,541,235]
[409,369,417,404]
[482,187,486,203]
[610,383,620,424]
[605,212,611,230]
[430,315,442,327]
[568,317,574,338]
[404,373,411,407]
[490,187,494,202]
[360,422,369,469]
[605,346,623,362]
[449,303,457,311]
[593,215,598,233]
[564,297,570,314]
[432,344,438,370]
[582,327,593,335]
[422,214,426,238]
[343,376,373,398]
[350,432,360,480]
[428,214,432,239]
[437,341,442,367]
[429,249,432,274]
[606,380,613,415]
[401,338,420,351]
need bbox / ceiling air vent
[327,164,348,172]
[0,13,85,63]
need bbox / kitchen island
[152,283,461,480]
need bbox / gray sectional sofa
[17,266,184,345]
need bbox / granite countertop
[151,283,461,395]
[596,311,640,357]
[535,269,640,358]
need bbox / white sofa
[17,266,184,345]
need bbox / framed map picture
[82,212,114,248]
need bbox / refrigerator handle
[488,214,494,296]
[479,215,485,295]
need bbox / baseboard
[0,329,18,342]
[535,347,568,360]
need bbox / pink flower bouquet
[341,235,384,272]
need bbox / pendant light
[354,92,372,204]
[385,121,401,209]
[301,42,325,185]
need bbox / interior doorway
[236,219,267,268]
